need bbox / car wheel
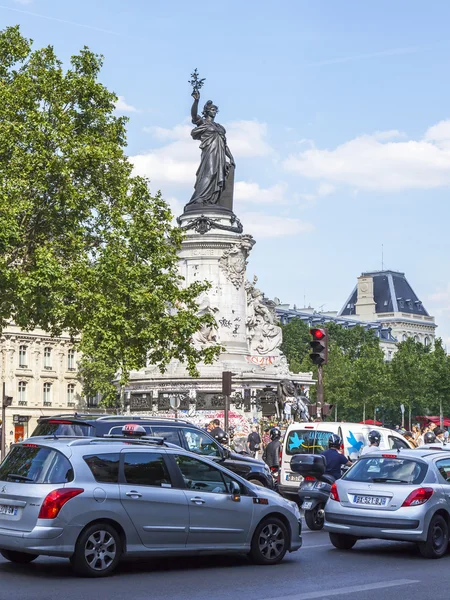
[304,505,324,531]
[71,523,122,577]
[418,515,449,559]
[248,479,265,487]
[249,517,289,565]
[329,533,357,550]
[0,550,39,564]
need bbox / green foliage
[280,317,450,425]
[0,26,221,404]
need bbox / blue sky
[2,0,450,343]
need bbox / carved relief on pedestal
[245,277,282,356]
[219,235,255,290]
[192,292,220,349]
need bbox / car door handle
[190,497,206,505]
[126,491,142,498]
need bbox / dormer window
[397,298,405,309]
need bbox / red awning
[416,416,450,427]
[359,419,382,425]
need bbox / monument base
[127,209,314,424]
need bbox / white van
[278,422,412,500]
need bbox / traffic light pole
[316,365,324,420]
[224,395,229,434]
[1,382,6,460]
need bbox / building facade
[0,324,82,453]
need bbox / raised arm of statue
[191,91,202,124]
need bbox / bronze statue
[184,70,235,212]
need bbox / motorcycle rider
[263,427,282,469]
[360,430,382,455]
[210,419,226,441]
[422,431,441,446]
[320,434,352,480]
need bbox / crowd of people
[396,422,450,447]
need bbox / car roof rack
[68,435,170,447]
[38,413,111,420]
[95,415,191,424]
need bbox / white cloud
[14,0,33,4]
[284,119,450,192]
[226,121,272,157]
[234,182,288,204]
[428,284,450,316]
[241,212,314,239]
[115,96,138,113]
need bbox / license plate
[286,474,302,482]
[354,495,387,506]
[302,501,313,510]
[0,505,17,516]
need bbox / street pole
[363,402,366,424]
[224,395,229,434]
[1,382,5,460]
[316,365,323,420]
[440,398,444,430]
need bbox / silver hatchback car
[324,448,450,558]
[0,436,302,577]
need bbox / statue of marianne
[185,90,235,210]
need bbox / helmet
[214,430,228,444]
[368,430,381,445]
[270,427,281,441]
[424,431,436,444]
[328,434,342,449]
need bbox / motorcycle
[290,454,333,531]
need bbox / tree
[0,26,220,403]
[347,343,388,423]
[386,338,430,428]
[426,338,450,424]
[280,318,310,373]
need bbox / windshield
[344,456,427,484]
[0,445,74,483]
[32,421,95,437]
[286,430,333,455]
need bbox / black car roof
[37,414,201,428]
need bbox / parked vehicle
[278,422,412,500]
[30,415,273,488]
[290,454,334,530]
[0,435,302,577]
[325,447,450,558]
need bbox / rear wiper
[371,477,409,483]
[6,474,33,482]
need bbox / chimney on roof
[355,275,376,321]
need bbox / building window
[19,345,28,368]
[67,383,76,406]
[424,337,430,347]
[18,381,27,406]
[43,382,52,406]
[68,349,76,371]
[44,347,52,369]
[402,334,407,342]
[414,335,419,342]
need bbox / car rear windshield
[286,430,334,455]
[343,456,427,484]
[0,445,74,484]
[32,421,95,437]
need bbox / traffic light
[309,328,328,365]
[222,371,232,396]
[3,396,13,408]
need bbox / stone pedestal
[127,208,314,426]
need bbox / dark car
[30,415,273,488]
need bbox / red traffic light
[310,328,325,340]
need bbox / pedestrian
[263,427,282,469]
[210,419,225,441]
[416,426,429,447]
[247,425,262,458]
[434,428,446,443]
[403,431,417,448]
[262,428,270,449]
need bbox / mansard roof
[338,270,430,318]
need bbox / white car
[278,422,412,500]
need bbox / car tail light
[38,488,84,519]
[48,420,74,425]
[304,476,316,481]
[382,454,397,459]
[401,487,434,507]
[330,482,340,502]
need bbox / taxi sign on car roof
[122,423,147,437]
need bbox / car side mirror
[230,480,241,502]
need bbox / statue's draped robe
[187,119,228,206]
